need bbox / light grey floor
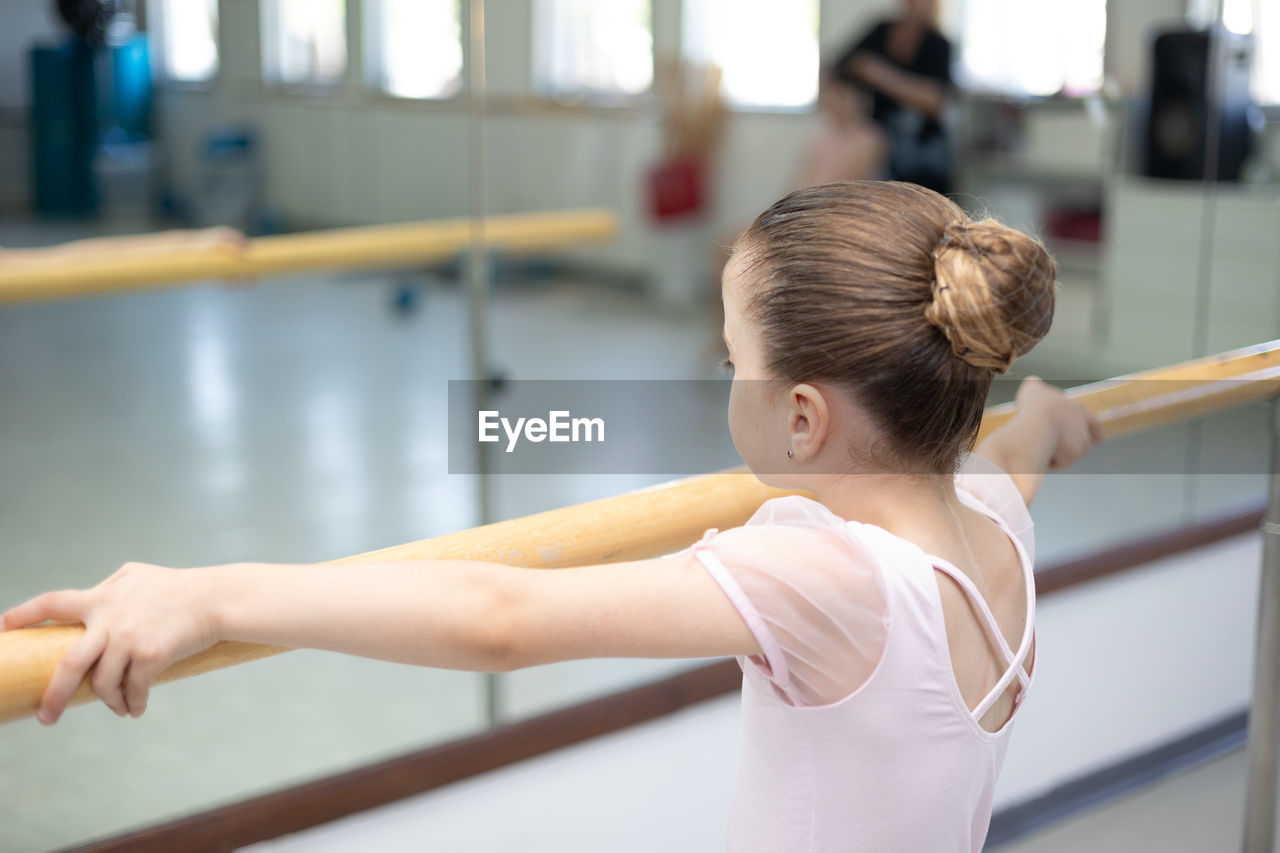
[0,230,1271,851]
[998,746,1267,853]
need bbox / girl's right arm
[1,551,762,725]
[974,376,1103,507]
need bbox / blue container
[30,40,99,216]
[110,34,151,139]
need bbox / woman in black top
[833,0,954,194]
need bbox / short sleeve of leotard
[686,499,890,708]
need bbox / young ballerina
[2,181,1100,850]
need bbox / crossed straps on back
[926,502,1036,723]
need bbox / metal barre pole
[1244,395,1280,851]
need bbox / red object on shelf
[1045,208,1103,243]
[646,157,706,221]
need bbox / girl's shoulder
[735,495,895,575]
[714,496,884,577]
[694,501,889,708]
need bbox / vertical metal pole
[466,0,501,729]
[1244,397,1280,852]
[1185,15,1228,518]
[467,0,491,527]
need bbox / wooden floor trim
[63,500,1267,853]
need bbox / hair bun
[924,219,1056,373]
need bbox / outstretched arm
[1,551,760,725]
[975,376,1103,507]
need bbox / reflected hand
[0,563,219,725]
[1016,376,1104,470]
[193,227,256,289]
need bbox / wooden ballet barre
[1,339,1278,724]
[0,208,618,304]
[977,339,1280,442]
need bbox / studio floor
[0,229,1272,851]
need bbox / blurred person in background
[833,0,955,195]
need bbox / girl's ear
[787,383,831,459]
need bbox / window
[261,0,348,87]
[1213,0,1280,105]
[366,0,463,99]
[1256,1,1280,104]
[532,0,653,100]
[682,0,819,110]
[157,0,219,82]
[944,0,1106,97]
[1188,0,1280,104]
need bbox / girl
[2,181,1100,851]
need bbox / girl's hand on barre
[1015,376,1104,470]
[0,563,217,725]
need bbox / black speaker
[1144,28,1253,181]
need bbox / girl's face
[721,252,793,485]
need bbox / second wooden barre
[0,208,618,304]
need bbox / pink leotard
[688,452,1036,852]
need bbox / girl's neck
[806,471,962,542]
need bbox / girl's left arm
[1,553,761,725]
